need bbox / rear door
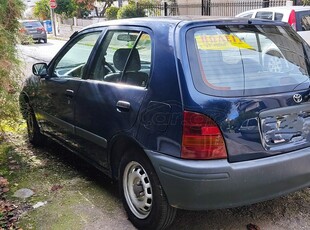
[73,28,153,167]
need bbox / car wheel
[43,39,47,43]
[264,51,285,73]
[119,149,176,229]
[26,104,45,146]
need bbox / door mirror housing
[32,63,48,77]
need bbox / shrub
[117,4,145,19]
[105,6,119,20]
[0,0,24,135]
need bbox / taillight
[288,10,296,31]
[19,28,26,33]
[182,111,227,160]
[37,27,45,33]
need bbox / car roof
[81,16,285,32]
[255,6,310,12]
[237,5,310,15]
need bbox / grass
[0,132,122,230]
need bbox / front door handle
[116,100,131,112]
[65,89,74,98]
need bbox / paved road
[17,39,67,80]
[17,39,67,63]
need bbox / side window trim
[118,31,144,82]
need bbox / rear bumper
[146,148,310,210]
[30,33,47,40]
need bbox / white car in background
[236,6,310,44]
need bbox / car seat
[104,48,149,87]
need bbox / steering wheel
[104,62,116,73]
[64,64,85,78]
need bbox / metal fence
[139,0,292,17]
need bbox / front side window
[53,32,101,78]
[91,30,152,87]
[187,25,310,96]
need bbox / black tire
[26,104,45,146]
[119,149,176,230]
[43,38,47,43]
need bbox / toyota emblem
[293,94,302,103]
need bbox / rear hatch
[22,21,44,36]
[185,22,310,162]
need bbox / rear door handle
[65,89,74,98]
[116,100,131,112]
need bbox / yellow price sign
[195,34,254,50]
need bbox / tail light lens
[182,111,227,160]
[37,27,45,33]
[19,28,26,33]
[288,10,296,31]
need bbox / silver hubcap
[123,161,153,219]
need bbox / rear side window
[186,25,310,96]
[91,30,152,87]
[255,11,273,20]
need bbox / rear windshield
[187,25,310,96]
[22,21,42,28]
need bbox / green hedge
[105,6,119,20]
[117,4,145,19]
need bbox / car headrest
[113,48,141,71]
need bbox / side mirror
[32,63,48,77]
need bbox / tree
[75,0,95,17]
[105,6,119,20]
[98,0,114,16]
[302,0,310,5]
[55,0,77,18]
[0,0,24,135]
[33,0,50,20]
[117,3,145,19]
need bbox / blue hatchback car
[20,17,310,229]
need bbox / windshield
[187,24,310,96]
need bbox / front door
[35,31,102,147]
